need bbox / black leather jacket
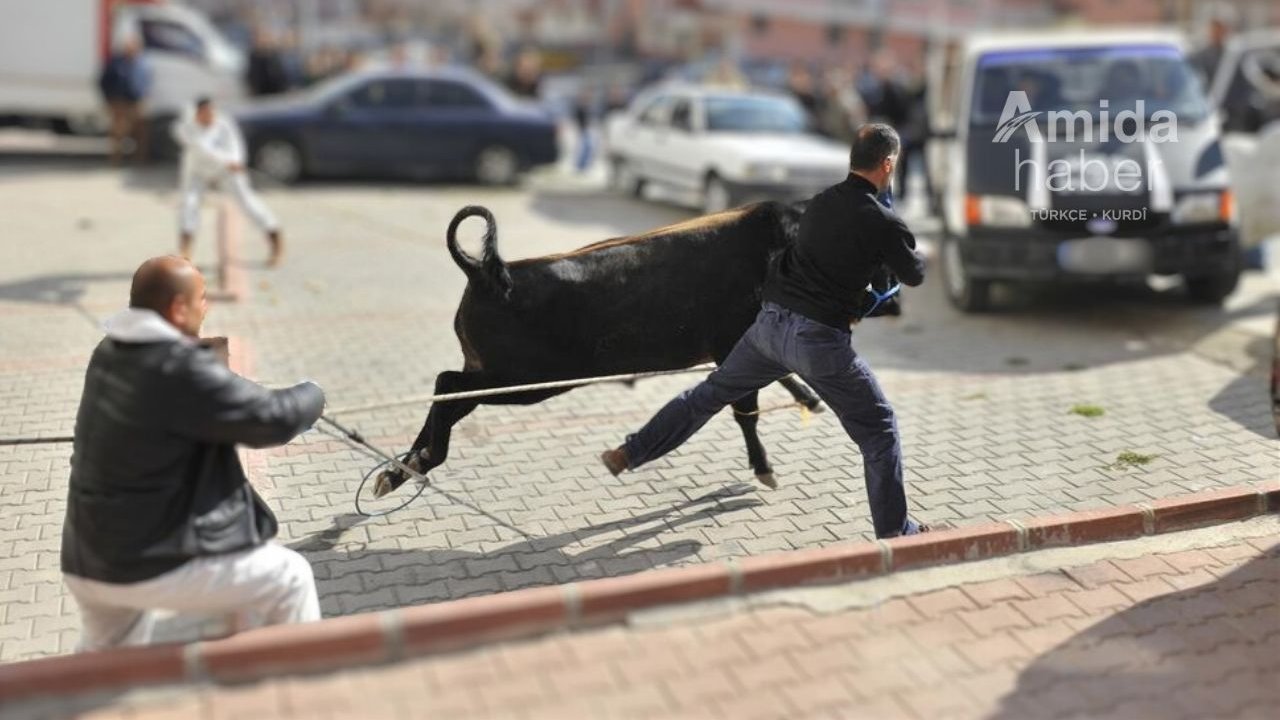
[61,317,324,583]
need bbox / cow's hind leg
[731,391,776,489]
[779,374,824,413]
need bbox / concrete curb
[3,482,1275,702]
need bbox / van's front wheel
[941,234,992,312]
[1185,268,1240,304]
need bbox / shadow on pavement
[1207,333,1280,439]
[992,541,1280,719]
[290,483,764,613]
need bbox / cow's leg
[778,375,824,413]
[374,370,481,496]
[375,371,573,497]
[730,390,776,489]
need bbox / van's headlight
[965,194,1032,228]
[1172,190,1233,225]
[743,163,789,183]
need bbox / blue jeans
[624,302,912,538]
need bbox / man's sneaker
[600,446,629,476]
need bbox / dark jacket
[763,174,924,329]
[61,309,324,584]
[98,54,153,103]
[247,49,290,96]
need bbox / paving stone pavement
[12,510,1280,720]
[0,160,1276,663]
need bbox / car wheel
[1185,242,1241,305]
[703,175,733,215]
[475,145,519,186]
[941,233,991,312]
[254,138,304,185]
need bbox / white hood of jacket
[101,308,185,343]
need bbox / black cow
[374,201,899,497]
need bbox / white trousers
[63,542,320,652]
[179,171,279,236]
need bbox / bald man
[61,257,326,651]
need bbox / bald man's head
[129,256,207,336]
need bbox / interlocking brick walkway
[16,517,1278,720]
[1,162,1276,664]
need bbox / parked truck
[0,0,244,144]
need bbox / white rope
[325,363,719,417]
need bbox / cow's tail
[447,205,513,299]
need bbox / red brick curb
[3,482,1275,702]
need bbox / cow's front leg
[373,370,483,498]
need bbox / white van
[0,0,244,138]
[926,29,1239,311]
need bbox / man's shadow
[289,484,764,611]
[991,540,1280,719]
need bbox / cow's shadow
[290,483,764,614]
[990,539,1280,719]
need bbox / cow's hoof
[755,472,778,490]
[372,470,402,498]
[805,401,826,414]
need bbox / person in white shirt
[172,97,284,266]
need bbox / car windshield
[971,44,1210,125]
[705,95,807,133]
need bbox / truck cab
[0,0,243,142]
[926,30,1239,312]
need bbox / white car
[603,84,849,215]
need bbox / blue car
[238,68,559,184]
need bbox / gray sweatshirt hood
[101,308,186,343]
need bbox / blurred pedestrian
[61,256,326,651]
[98,34,152,165]
[705,57,747,89]
[787,61,821,121]
[896,73,931,204]
[818,67,867,142]
[1192,3,1236,87]
[172,98,284,267]
[507,47,544,100]
[861,54,915,198]
[574,87,596,173]
[601,124,930,540]
[247,29,290,96]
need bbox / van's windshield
[971,45,1210,126]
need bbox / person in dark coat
[61,256,326,651]
[601,124,931,540]
[247,30,291,96]
[98,35,153,164]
